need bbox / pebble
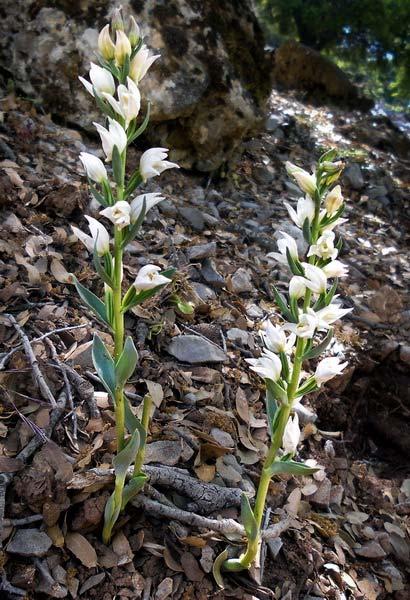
[200,258,225,289]
[226,327,249,346]
[309,477,332,508]
[7,529,52,557]
[166,335,227,364]
[228,267,254,294]
[399,344,410,366]
[187,242,216,261]
[344,163,365,190]
[191,282,216,302]
[245,303,264,318]
[178,207,205,232]
[329,484,344,509]
[210,428,235,447]
[354,540,387,560]
[253,165,275,185]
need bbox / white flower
[79,63,115,98]
[308,230,338,261]
[294,311,319,339]
[114,30,131,66]
[130,192,165,223]
[322,260,349,278]
[285,162,317,197]
[71,216,110,255]
[289,276,306,299]
[301,263,328,294]
[139,148,179,182]
[246,349,282,382]
[133,265,172,291]
[102,77,141,129]
[94,118,127,161]
[79,152,108,183]
[315,303,353,329]
[282,414,300,455]
[129,44,160,83]
[284,196,315,228]
[267,231,299,265]
[261,322,296,354]
[325,185,343,215]
[100,201,131,229]
[314,356,348,385]
[98,24,115,60]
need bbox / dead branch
[6,314,57,407]
[69,464,243,515]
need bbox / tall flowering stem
[214,152,351,582]
[69,9,179,544]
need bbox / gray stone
[187,242,217,261]
[227,328,249,346]
[399,344,410,366]
[7,529,52,557]
[253,165,275,185]
[210,428,235,447]
[178,207,205,232]
[265,114,282,132]
[245,303,264,319]
[367,185,389,200]
[309,477,331,509]
[344,163,365,190]
[158,200,178,218]
[191,282,216,302]
[355,541,387,560]
[167,335,227,364]
[200,258,225,289]
[228,268,254,294]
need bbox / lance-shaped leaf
[213,549,229,589]
[121,473,148,509]
[121,198,146,248]
[71,276,110,326]
[130,38,143,60]
[303,329,334,360]
[112,145,123,187]
[92,334,115,398]
[286,247,304,276]
[272,285,295,323]
[265,378,288,405]
[88,181,109,207]
[302,217,312,244]
[265,381,278,435]
[325,278,339,306]
[129,102,151,144]
[113,428,141,481]
[125,169,143,198]
[279,351,290,382]
[115,336,138,389]
[93,246,115,289]
[266,459,320,478]
[295,377,318,398]
[240,494,258,542]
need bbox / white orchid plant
[70,9,178,543]
[214,152,351,580]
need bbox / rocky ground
[0,87,409,599]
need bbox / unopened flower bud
[115,30,132,66]
[285,161,317,197]
[111,8,124,32]
[321,160,343,174]
[98,24,115,61]
[324,185,343,215]
[128,16,140,46]
[289,276,306,299]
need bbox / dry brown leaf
[65,532,97,568]
[50,258,70,283]
[112,531,134,565]
[145,440,182,466]
[163,546,183,572]
[0,456,24,472]
[235,387,250,423]
[180,552,204,582]
[194,464,216,482]
[145,380,164,407]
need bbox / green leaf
[319,148,338,164]
[93,246,114,288]
[121,474,148,509]
[112,145,123,187]
[92,86,115,119]
[121,197,146,248]
[125,169,143,197]
[240,494,258,542]
[265,378,288,404]
[286,247,304,276]
[171,295,195,315]
[212,549,229,588]
[325,278,339,305]
[279,351,289,381]
[303,328,334,360]
[265,382,278,434]
[88,181,109,207]
[102,491,118,544]
[71,276,110,326]
[295,377,318,397]
[272,285,295,323]
[113,428,141,481]
[266,459,320,477]
[302,217,312,244]
[92,334,116,398]
[129,102,151,143]
[115,336,138,389]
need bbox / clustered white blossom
[73,12,178,292]
[246,157,351,457]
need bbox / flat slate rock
[166,335,227,364]
[7,528,52,557]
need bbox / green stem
[133,394,152,476]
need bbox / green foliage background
[256,0,410,110]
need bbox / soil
[0,87,409,599]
